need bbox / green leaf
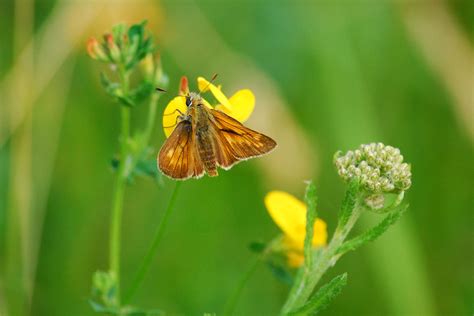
[131,146,162,184]
[112,23,127,46]
[248,241,266,254]
[90,299,165,316]
[126,21,154,70]
[267,261,293,286]
[133,158,160,179]
[336,179,359,230]
[128,20,146,44]
[110,157,120,172]
[89,300,117,313]
[126,21,147,67]
[116,95,136,107]
[121,306,164,316]
[336,204,408,255]
[100,72,120,95]
[137,38,154,61]
[303,180,317,269]
[99,72,135,106]
[91,270,118,309]
[129,81,154,103]
[287,273,348,316]
[113,135,162,185]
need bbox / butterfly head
[185,92,202,107]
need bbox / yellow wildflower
[264,191,327,267]
[162,76,255,137]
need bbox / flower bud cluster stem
[88,21,179,315]
[109,65,131,305]
[281,200,363,314]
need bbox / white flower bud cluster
[334,143,411,193]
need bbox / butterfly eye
[185,96,192,107]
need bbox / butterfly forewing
[210,109,277,169]
[158,120,205,179]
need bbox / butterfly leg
[163,113,192,129]
[163,108,185,116]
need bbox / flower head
[264,191,327,267]
[334,142,411,193]
[86,21,154,70]
[162,76,255,137]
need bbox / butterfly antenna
[197,73,218,97]
[155,87,167,92]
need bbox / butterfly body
[195,113,218,177]
[158,92,276,180]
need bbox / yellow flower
[162,76,255,137]
[264,191,327,267]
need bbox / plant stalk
[144,92,159,144]
[281,203,362,314]
[223,257,261,316]
[109,66,131,305]
[124,181,182,304]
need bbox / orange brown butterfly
[157,76,277,180]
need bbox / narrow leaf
[337,179,359,230]
[248,241,266,254]
[111,23,127,45]
[116,95,135,107]
[267,262,293,286]
[337,204,408,255]
[129,81,154,103]
[288,273,348,316]
[303,181,318,269]
[89,300,116,313]
[128,21,146,44]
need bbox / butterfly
[158,92,277,180]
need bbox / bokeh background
[0,0,473,315]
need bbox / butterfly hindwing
[158,120,205,179]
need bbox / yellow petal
[197,76,210,92]
[264,191,327,249]
[283,236,304,267]
[287,251,304,268]
[197,76,233,110]
[162,96,186,138]
[201,97,213,109]
[312,218,327,247]
[215,89,255,123]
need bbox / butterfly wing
[210,109,277,170]
[158,120,205,180]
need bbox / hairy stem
[281,202,362,314]
[124,181,182,304]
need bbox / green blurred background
[0,0,473,315]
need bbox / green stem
[223,257,261,316]
[281,203,362,314]
[143,92,159,144]
[124,181,182,304]
[109,66,131,305]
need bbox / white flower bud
[334,143,412,193]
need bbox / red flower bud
[87,37,98,58]
[104,33,114,46]
[103,33,121,63]
[87,37,108,61]
[179,76,189,95]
